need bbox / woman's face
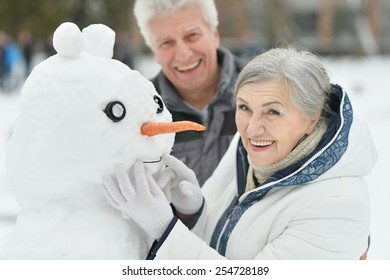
[235,79,319,167]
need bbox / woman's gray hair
[234,47,331,120]
[133,0,219,47]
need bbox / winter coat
[147,84,377,260]
[151,47,244,186]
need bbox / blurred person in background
[113,30,135,69]
[0,31,22,92]
[104,46,376,260]
[18,30,34,77]
[133,0,245,186]
[44,33,56,58]
[0,31,9,90]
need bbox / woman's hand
[103,160,174,240]
[156,154,203,215]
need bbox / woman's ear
[305,113,321,135]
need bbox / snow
[0,22,177,259]
[52,22,83,58]
[0,51,389,259]
[82,24,116,58]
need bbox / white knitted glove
[103,160,174,240]
[156,154,203,215]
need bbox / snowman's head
[6,22,204,201]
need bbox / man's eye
[159,41,173,49]
[188,33,200,41]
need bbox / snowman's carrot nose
[141,121,206,136]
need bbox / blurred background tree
[0,0,389,64]
[0,0,134,39]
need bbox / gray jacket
[151,47,244,186]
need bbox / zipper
[214,141,247,249]
[227,194,240,219]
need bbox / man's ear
[214,29,220,48]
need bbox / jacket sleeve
[152,219,227,260]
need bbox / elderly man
[133,0,244,185]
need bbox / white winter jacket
[148,85,377,260]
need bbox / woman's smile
[249,139,275,152]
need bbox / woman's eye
[237,104,249,111]
[268,109,281,116]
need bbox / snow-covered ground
[0,55,389,259]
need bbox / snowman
[0,22,204,259]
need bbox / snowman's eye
[104,101,126,122]
[153,95,164,114]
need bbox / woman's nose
[247,116,266,136]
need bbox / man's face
[147,4,220,95]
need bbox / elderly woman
[104,47,377,259]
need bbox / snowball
[53,22,83,58]
[82,24,115,58]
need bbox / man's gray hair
[234,47,331,120]
[134,0,219,47]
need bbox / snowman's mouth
[143,157,162,164]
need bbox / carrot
[141,121,206,136]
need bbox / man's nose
[175,41,193,62]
